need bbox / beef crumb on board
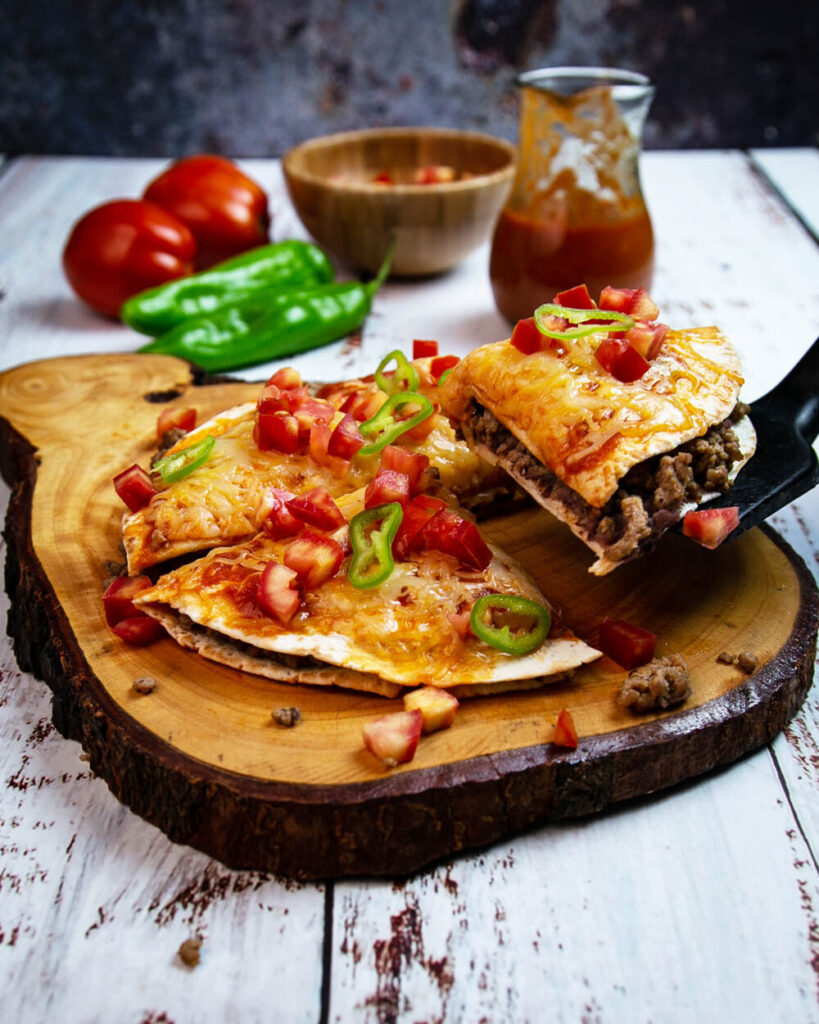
[178,936,202,967]
[618,653,692,713]
[272,706,301,727]
[717,651,758,673]
[133,676,157,695]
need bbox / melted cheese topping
[136,526,600,687]
[440,326,744,508]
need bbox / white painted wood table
[1,151,818,1024]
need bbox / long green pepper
[139,242,394,374]
[121,240,334,336]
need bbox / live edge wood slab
[1,354,817,880]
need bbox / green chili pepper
[470,594,552,655]
[437,367,454,387]
[375,349,420,396]
[348,503,404,589]
[534,303,633,340]
[153,434,216,484]
[358,391,434,455]
[139,241,394,373]
[122,240,335,336]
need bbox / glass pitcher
[490,67,655,324]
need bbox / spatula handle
[755,337,819,443]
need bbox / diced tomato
[429,354,460,381]
[286,486,345,531]
[682,507,740,550]
[292,398,335,445]
[598,286,637,313]
[280,524,340,580]
[629,288,660,321]
[421,509,492,571]
[257,383,309,414]
[392,494,446,560]
[414,164,456,184]
[362,709,423,766]
[328,413,365,459]
[553,284,595,309]
[625,320,668,361]
[267,367,302,390]
[255,410,301,454]
[365,469,411,509]
[112,615,165,646]
[156,406,196,442]
[401,399,439,442]
[509,317,542,355]
[283,530,345,590]
[598,619,656,670]
[380,446,429,493]
[413,339,439,359]
[258,562,301,625]
[102,574,153,627]
[447,606,474,639]
[340,388,386,422]
[262,488,302,539]
[553,709,578,749]
[113,464,158,513]
[595,337,650,383]
[308,421,351,477]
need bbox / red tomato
[262,489,302,540]
[327,414,365,459]
[63,200,195,317]
[412,339,439,359]
[392,494,446,560]
[553,284,595,309]
[598,619,656,670]
[380,446,429,493]
[365,469,411,509]
[286,487,346,531]
[682,507,740,549]
[257,562,301,625]
[102,575,153,627]
[429,355,460,381]
[156,406,196,442]
[509,317,542,355]
[553,709,578,749]
[283,531,344,590]
[594,337,650,383]
[144,154,270,269]
[113,464,158,513]
[421,509,492,571]
[112,616,165,647]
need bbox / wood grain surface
[2,352,816,878]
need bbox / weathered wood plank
[750,147,819,241]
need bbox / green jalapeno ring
[437,368,454,387]
[348,502,404,589]
[470,594,552,655]
[375,349,420,396]
[153,434,216,484]
[534,303,634,341]
[358,391,434,456]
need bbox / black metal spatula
[691,337,819,538]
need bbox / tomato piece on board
[286,487,346,531]
[595,337,651,383]
[421,509,492,571]
[62,199,195,318]
[380,446,430,493]
[553,709,579,749]
[392,494,447,560]
[144,154,270,269]
[509,317,542,355]
[429,355,460,381]
[362,710,423,767]
[328,413,365,459]
[413,339,439,359]
[257,562,301,624]
[102,575,153,627]
[156,406,196,442]
[682,507,740,550]
[113,464,158,513]
[598,619,656,669]
[283,530,345,590]
[365,469,411,509]
[112,615,165,647]
[403,686,459,733]
[553,284,596,310]
[262,488,302,540]
[255,411,301,454]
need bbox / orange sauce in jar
[490,205,654,324]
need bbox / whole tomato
[62,200,196,317]
[144,154,270,269]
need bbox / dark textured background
[2,0,817,156]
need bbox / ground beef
[618,653,692,712]
[464,402,744,564]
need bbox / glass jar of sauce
[490,67,655,324]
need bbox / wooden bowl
[282,127,516,277]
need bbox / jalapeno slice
[375,349,420,396]
[348,503,404,589]
[153,434,216,484]
[358,391,434,455]
[470,594,551,655]
[534,303,633,340]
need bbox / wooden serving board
[1,354,817,880]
